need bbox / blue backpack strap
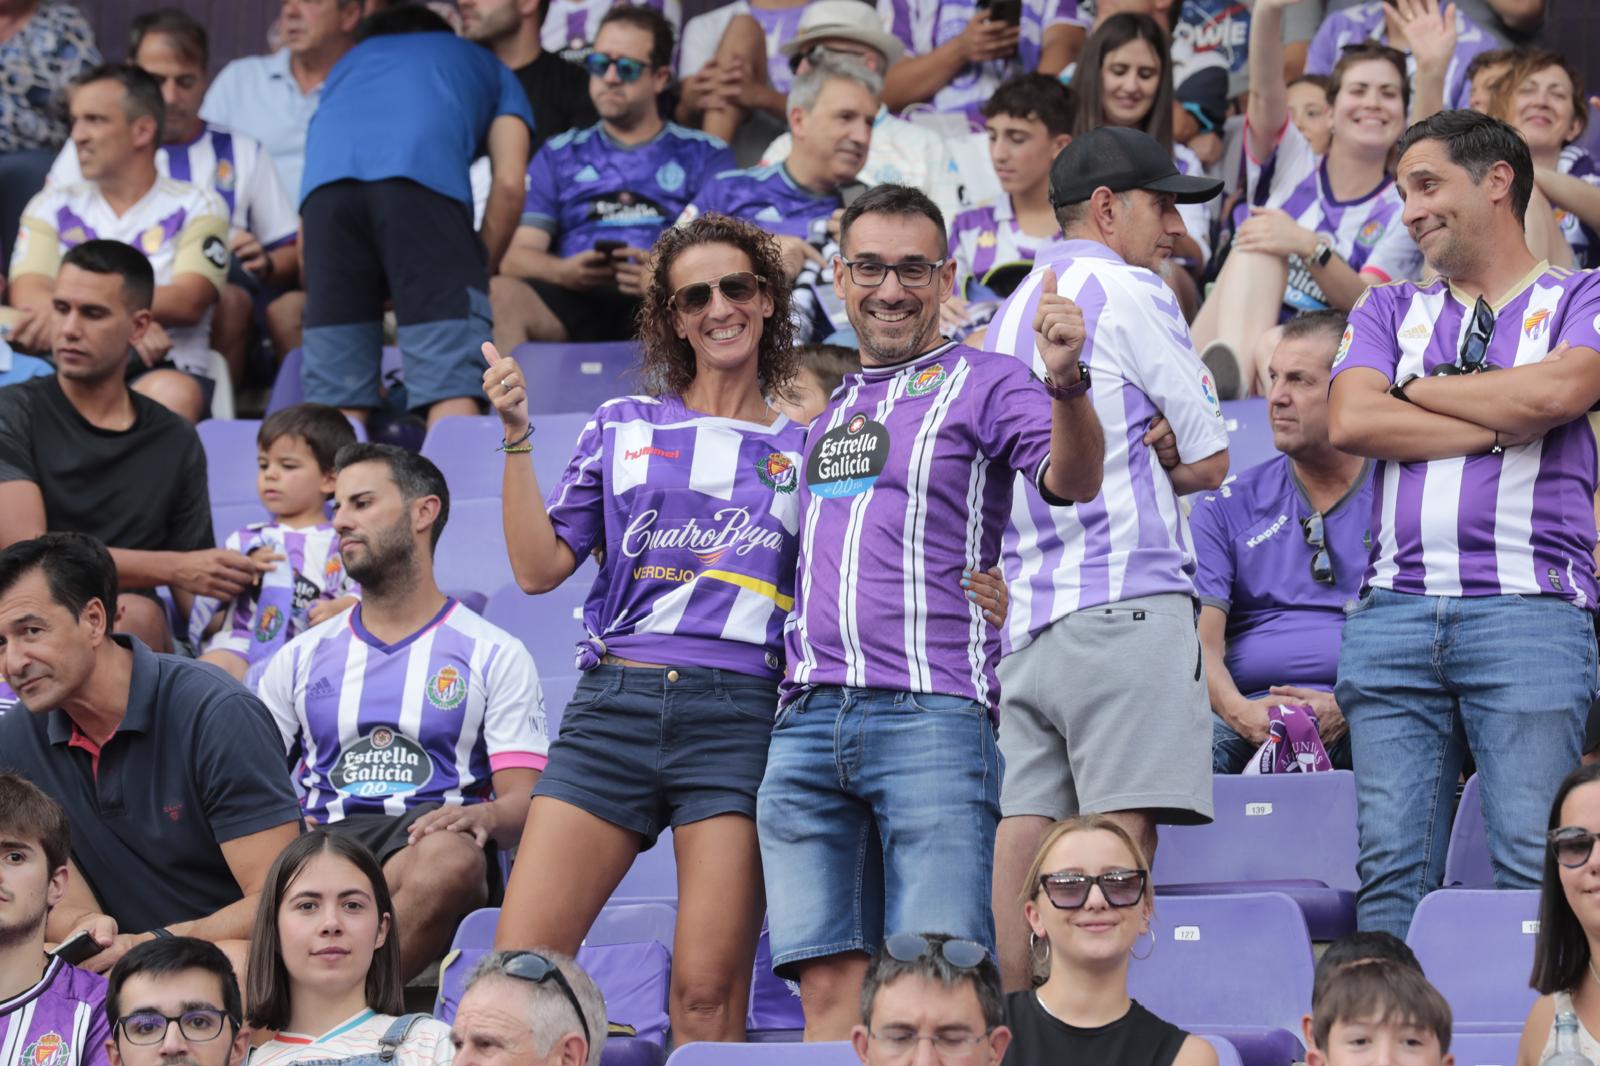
[376,1014,430,1062]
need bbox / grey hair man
[450,950,607,1066]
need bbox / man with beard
[0,774,110,1066]
[755,184,1105,1040]
[256,443,548,980]
[0,533,301,975]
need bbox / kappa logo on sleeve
[201,234,228,269]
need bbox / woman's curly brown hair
[635,213,798,398]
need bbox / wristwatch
[1041,361,1091,402]
[1310,234,1335,268]
[1390,373,1420,404]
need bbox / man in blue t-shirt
[1189,311,1368,773]
[300,5,533,427]
[493,6,730,348]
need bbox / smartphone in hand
[53,930,99,967]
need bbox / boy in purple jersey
[193,405,358,683]
[0,775,109,1066]
[1327,109,1600,938]
[758,185,1105,1040]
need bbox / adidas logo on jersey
[574,165,600,183]
[308,676,338,700]
[1399,323,1431,340]
[756,206,783,223]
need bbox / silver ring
[502,380,512,392]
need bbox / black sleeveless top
[1003,990,1190,1066]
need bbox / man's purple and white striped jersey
[546,395,807,678]
[256,599,549,823]
[950,196,1059,296]
[988,240,1230,652]
[1246,121,1422,316]
[196,522,356,667]
[0,957,109,1066]
[1331,264,1600,604]
[781,342,1058,711]
[1304,1,1499,112]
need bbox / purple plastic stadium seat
[613,829,678,900]
[1203,1035,1245,1066]
[434,498,517,599]
[416,410,594,503]
[748,926,804,1038]
[199,419,266,505]
[1152,772,1359,939]
[665,1043,858,1065]
[1449,1030,1522,1066]
[510,341,642,416]
[1127,892,1314,1066]
[1444,774,1493,888]
[1218,397,1277,473]
[483,577,591,674]
[588,901,678,952]
[1405,889,1541,1032]
[212,503,269,545]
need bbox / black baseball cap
[1048,126,1224,207]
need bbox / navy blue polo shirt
[0,636,302,932]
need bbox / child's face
[1310,1018,1453,1066]
[257,435,335,523]
[774,368,830,425]
[1288,81,1333,155]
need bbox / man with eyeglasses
[1189,311,1368,774]
[984,126,1227,993]
[1326,109,1600,939]
[102,939,247,1066]
[450,950,605,1066]
[492,6,731,349]
[851,934,1011,1066]
[758,183,1105,1040]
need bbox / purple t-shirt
[678,163,840,240]
[1190,453,1373,699]
[547,394,807,679]
[1331,264,1600,603]
[0,957,111,1066]
[782,341,1058,711]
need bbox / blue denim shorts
[533,664,778,848]
[756,686,1002,976]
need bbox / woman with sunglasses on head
[245,832,452,1066]
[1004,816,1216,1066]
[1518,764,1600,1066]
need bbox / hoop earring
[1130,929,1155,962]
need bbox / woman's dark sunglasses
[1432,296,1496,376]
[669,271,765,315]
[1550,826,1600,869]
[583,52,651,82]
[1038,869,1148,909]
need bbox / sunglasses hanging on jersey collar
[1431,296,1497,376]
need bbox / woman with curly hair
[480,212,803,1043]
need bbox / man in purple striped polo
[1328,109,1600,938]
[757,183,1105,1040]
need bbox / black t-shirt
[0,376,213,552]
[514,51,599,157]
[1003,991,1189,1066]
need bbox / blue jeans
[1336,588,1593,938]
[755,686,1002,974]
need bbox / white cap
[778,0,906,67]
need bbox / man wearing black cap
[984,125,1231,992]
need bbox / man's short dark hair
[60,240,156,312]
[1281,309,1348,352]
[0,533,119,630]
[70,63,166,141]
[1312,931,1422,1006]
[334,443,451,550]
[840,184,948,258]
[1396,108,1534,224]
[259,404,359,476]
[1311,958,1451,1054]
[129,9,208,69]
[859,933,1004,1032]
[597,5,675,71]
[107,937,244,1036]
[0,773,71,874]
[982,73,1074,138]
[357,2,454,40]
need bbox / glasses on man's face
[495,951,592,1047]
[669,270,765,316]
[1302,510,1335,586]
[1550,826,1600,869]
[1037,869,1148,910]
[117,1009,231,1045]
[867,1026,991,1062]
[836,257,947,289]
[582,52,651,83]
[1432,296,1497,376]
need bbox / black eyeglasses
[1432,296,1497,376]
[669,270,765,315]
[494,951,592,1047]
[117,1009,232,1045]
[837,257,948,288]
[1302,510,1335,586]
[582,52,651,82]
[1037,869,1148,910]
[1550,826,1600,869]
[882,932,989,969]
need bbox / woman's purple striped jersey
[1332,264,1600,604]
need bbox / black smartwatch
[1042,361,1091,402]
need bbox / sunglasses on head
[669,270,765,315]
[1431,296,1496,376]
[494,951,592,1047]
[1550,826,1600,869]
[882,932,990,969]
[1302,510,1335,586]
[582,52,652,82]
[1038,869,1148,909]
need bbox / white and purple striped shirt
[781,342,1059,711]
[1246,120,1422,318]
[1331,264,1600,604]
[257,599,549,823]
[950,195,1059,296]
[988,239,1230,651]
[547,395,806,679]
[1304,0,1500,112]
[195,522,356,667]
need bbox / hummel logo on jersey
[1399,323,1431,340]
[574,164,601,183]
[308,676,338,700]
[756,206,783,223]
